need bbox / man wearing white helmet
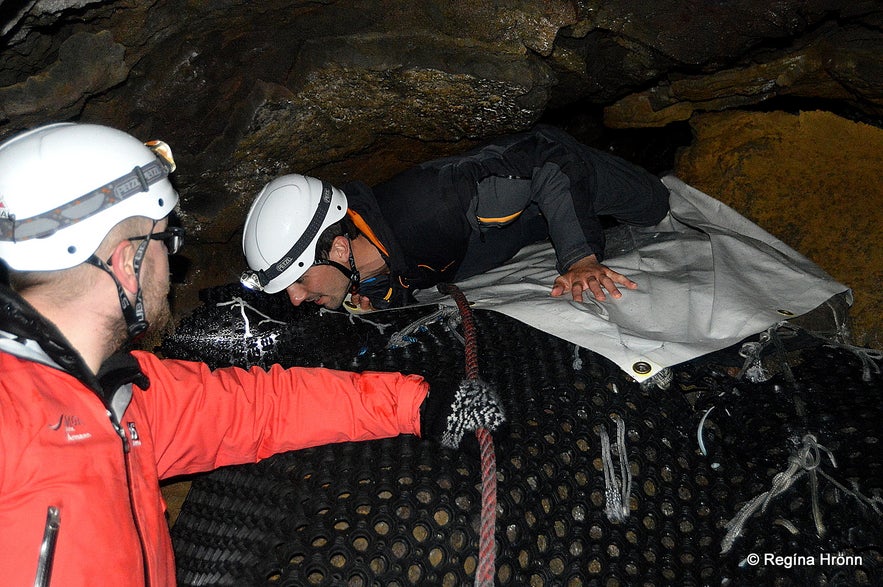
[241,124,671,312]
[0,123,504,586]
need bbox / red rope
[438,283,497,586]
[475,427,497,585]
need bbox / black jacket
[342,125,671,309]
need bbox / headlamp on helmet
[0,123,179,271]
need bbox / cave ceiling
[1,0,881,242]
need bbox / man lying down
[240,124,671,312]
[239,125,851,381]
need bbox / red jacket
[0,349,427,586]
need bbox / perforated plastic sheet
[164,284,881,586]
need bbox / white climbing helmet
[0,122,178,271]
[241,174,348,294]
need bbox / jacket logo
[127,422,142,447]
[49,413,92,443]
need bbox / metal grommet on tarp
[632,361,653,375]
[630,359,665,380]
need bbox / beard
[128,244,174,345]
[142,266,172,339]
[99,241,174,355]
[108,277,171,352]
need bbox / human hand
[343,293,377,314]
[420,378,506,449]
[550,254,637,302]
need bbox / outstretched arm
[550,254,637,302]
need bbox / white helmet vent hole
[158,198,165,207]
[298,261,305,267]
[67,246,76,254]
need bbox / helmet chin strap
[86,235,151,342]
[313,234,362,295]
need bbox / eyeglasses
[128,225,186,255]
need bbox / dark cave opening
[539,103,694,176]
[540,92,883,178]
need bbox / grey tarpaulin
[414,175,851,382]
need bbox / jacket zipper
[33,506,60,587]
[109,409,152,587]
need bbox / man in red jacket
[0,122,504,586]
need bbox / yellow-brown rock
[675,110,883,348]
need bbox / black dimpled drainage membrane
[163,284,881,586]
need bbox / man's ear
[107,239,140,294]
[329,235,351,262]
